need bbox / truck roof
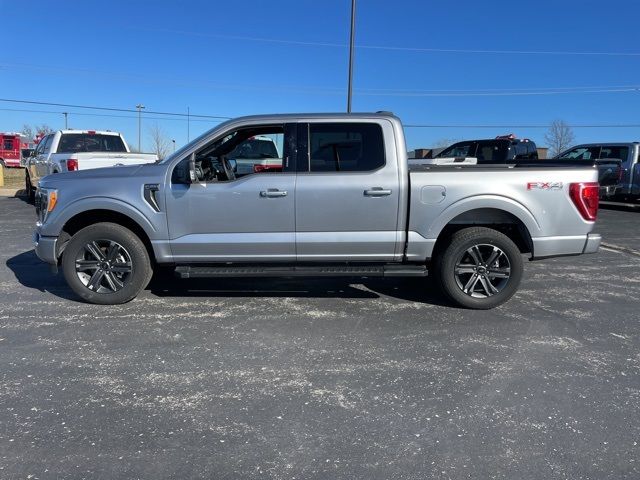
[570,142,639,147]
[225,112,400,123]
[57,130,121,136]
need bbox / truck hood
[38,163,165,188]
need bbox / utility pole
[63,112,68,129]
[347,0,356,113]
[136,104,145,152]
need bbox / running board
[174,264,428,279]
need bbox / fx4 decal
[527,182,564,190]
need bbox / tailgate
[74,153,157,170]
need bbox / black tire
[433,227,523,309]
[62,222,152,305]
[25,171,35,203]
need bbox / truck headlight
[36,188,58,225]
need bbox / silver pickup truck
[33,113,601,309]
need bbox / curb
[0,188,25,198]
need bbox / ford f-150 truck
[25,130,158,201]
[556,142,639,201]
[32,113,601,309]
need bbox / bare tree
[148,124,172,160]
[544,120,575,157]
[433,138,462,148]
[21,124,53,140]
[21,124,34,140]
[35,124,54,136]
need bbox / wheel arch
[59,209,155,263]
[431,208,534,259]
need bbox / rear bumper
[33,231,58,265]
[1,158,21,168]
[583,233,602,254]
[531,233,601,260]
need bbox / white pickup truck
[25,130,157,200]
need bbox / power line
[404,124,640,129]
[4,64,640,98]
[137,27,640,57]
[0,98,231,119]
[4,105,640,130]
[0,107,222,123]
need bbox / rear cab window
[56,134,127,153]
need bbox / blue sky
[2,0,640,151]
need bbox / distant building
[537,147,548,159]
[407,147,445,159]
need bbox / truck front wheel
[62,222,152,305]
[434,227,523,309]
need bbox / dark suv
[435,135,538,164]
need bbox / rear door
[294,120,401,261]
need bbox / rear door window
[307,123,385,172]
[57,134,127,153]
[599,146,629,163]
[475,141,508,163]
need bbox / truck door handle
[260,189,288,198]
[364,188,392,197]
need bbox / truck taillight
[569,182,599,221]
[66,159,78,171]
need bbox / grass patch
[1,167,25,189]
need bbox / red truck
[0,132,25,168]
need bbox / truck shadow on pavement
[6,250,78,301]
[146,270,451,305]
[7,250,450,306]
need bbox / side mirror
[188,152,197,183]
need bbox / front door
[165,124,297,262]
[295,121,401,262]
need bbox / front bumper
[33,231,58,265]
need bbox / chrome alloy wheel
[454,244,511,298]
[75,240,133,293]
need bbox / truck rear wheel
[434,227,523,309]
[62,222,152,305]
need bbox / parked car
[25,130,158,201]
[33,113,600,309]
[414,134,539,165]
[555,143,639,201]
[228,135,282,175]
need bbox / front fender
[39,196,158,239]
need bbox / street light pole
[136,104,145,152]
[63,112,68,129]
[347,0,356,113]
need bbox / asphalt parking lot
[0,195,639,479]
